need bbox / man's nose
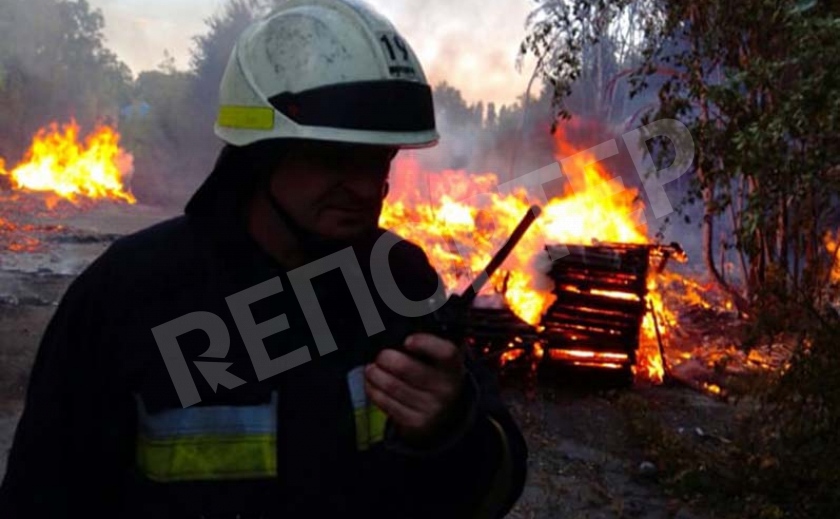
[342,170,389,200]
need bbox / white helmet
[215,0,439,149]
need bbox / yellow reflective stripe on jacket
[347,366,388,450]
[217,105,275,130]
[134,392,278,482]
[353,404,388,451]
[137,433,277,482]
[369,405,387,444]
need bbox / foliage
[524,2,840,514]
[188,0,262,142]
[620,297,840,519]
[0,0,132,158]
[120,0,264,204]
[518,0,655,125]
[737,281,840,517]
[522,0,840,314]
[640,1,840,311]
[119,66,195,204]
[421,82,558,181]
[618,393,744,511]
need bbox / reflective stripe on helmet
[217,105,276,130]
[134,393,278,482]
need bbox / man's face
[267,140,398,241]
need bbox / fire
[381,160,552,325]
[824,230,840,284]
[0,217,41,253]
[381,120,669,382]
[500,349,526,365]
[541,130,647,246]
[0,120,135,206]
[548,349,629,364]
[638,279,671,383]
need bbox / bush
[741,313,840,518]
[622,297,840,519]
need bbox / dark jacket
[0,209,527,518]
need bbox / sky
[88,0,538,107]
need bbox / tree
[522,0,840,313]
[0,0,131,157]
[518,0,648,126]
[636,0,840,310]
[189,2,262,128]
[180,0,263,182]
[433,81,481,126]
[486,102,498,128]
[120,0,270,205]
[120,67,194,204]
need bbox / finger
[375,348,442,391]
[365,378,425,430]
[404,333,463,369]
[365,363,433,414]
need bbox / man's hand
[364,333,466,446]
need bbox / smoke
[90,0,228,72]
[88,0,535,107]
[368,0,535,106]
[60,0,698,241]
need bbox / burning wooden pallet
[540,243,651,375]
[466,306,540,365]
[467,242,683,380]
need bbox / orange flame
[824,230,840,284]
[500,349,526,366]
[0,120,135,206]
[381,121,668,382]
[548,349,629,363]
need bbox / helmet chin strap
[261,175,357,260]
[267,201,347,261]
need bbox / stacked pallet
[541,243,651,370]
[465,242,680,381]
[465,306,538,360]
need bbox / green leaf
[791,0,818,14]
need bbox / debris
[0,293,55,307]
[46,232,123,244]
[639,461,658,477]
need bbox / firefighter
[0,1,527,517]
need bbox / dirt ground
[0,204,732,517]
[503,381,728,519]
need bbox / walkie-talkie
[407,205,543,348]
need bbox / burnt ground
[0,204,735,518]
